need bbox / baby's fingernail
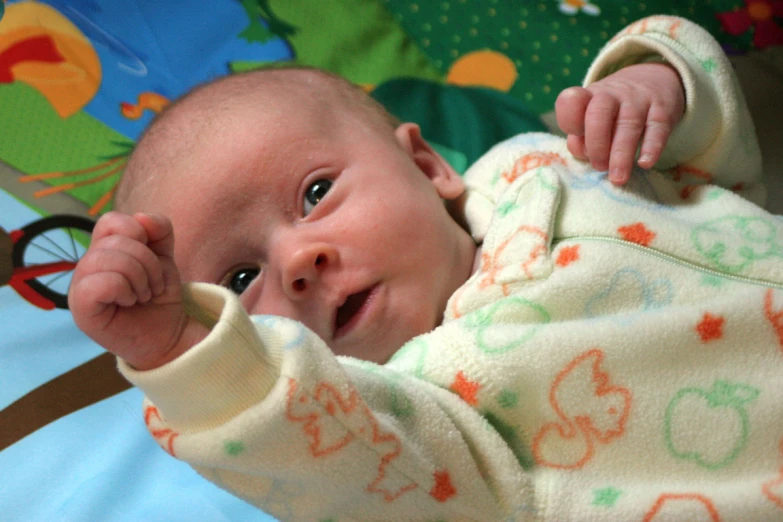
[609,168,627,184]
[638,153,653,166]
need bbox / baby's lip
[333,285,377,339]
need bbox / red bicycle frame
[6,228,76,310]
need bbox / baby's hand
[69,212,207,370]
[555,62,685,184]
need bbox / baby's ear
[395,122,465,200]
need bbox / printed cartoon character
[664,380,759,470]
[285,378,419,502]
[533,349,632,469]
[643,493,720,522]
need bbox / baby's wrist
[126,315,210,371]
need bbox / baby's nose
[280,243,336,299]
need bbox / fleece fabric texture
[120,16,783,521]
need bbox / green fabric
[383,0,752,114]
[269,0,443,86]
[372,78,546,169]
[0,83,132,211]
[430,142,469,174]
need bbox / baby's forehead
[118,69,394,206]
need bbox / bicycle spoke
[67,227,79,260]
[40,270,73,289]
[29,230,81,262]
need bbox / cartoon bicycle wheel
[10,215,94,310]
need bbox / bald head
[115,67,399,211]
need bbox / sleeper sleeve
[583,15,765,205]
[118,283,534,521]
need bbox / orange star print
[696,312,725,343]
[450,371,481,406]
[618,222,656,246]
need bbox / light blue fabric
[0,191,276,520]
[0,388,270,522]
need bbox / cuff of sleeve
[118,282,283,433]
[582,30,720,169]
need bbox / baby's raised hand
[69,212,206,370]
[555,62,685,184]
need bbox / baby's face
[133,99,475,362]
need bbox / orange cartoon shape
[0,1,101,118]
[479,224,549,295]
[285,378,418,502]
[764,289,783,352]
[532,349,632,469]
[502,152,566,185]
[617,16,683,42]
[643,493,720,522]
[145,405,179,457]
[762,438,783,510]
[121,91,170,120]
[446,50,517,92]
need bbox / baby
[70,16,783,522]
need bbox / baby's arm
[108,282,526,520]
[555,16,763,200]
[68,212,209,370]
[556,61,685,184]
[69,215,527,519]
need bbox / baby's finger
[82,271,137,310]
[69,271,133,333]
[133,213,174,296]
[555,87,592,137]
[608,104,647,184]
[101,233,166,300]
[92,211,149,245]
[566,134,588,161]
[79,245,155,304]
[584,93,619,172]
[134,213,174,257]
[637,104,675,169]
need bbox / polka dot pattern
[383,0,749,114]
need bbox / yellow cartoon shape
[0,1,101,118]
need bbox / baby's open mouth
[335,288,372,336]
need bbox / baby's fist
[69,212,199,370]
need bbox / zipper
[554,235,783,290]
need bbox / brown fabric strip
[0,352,132,451]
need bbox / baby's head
[116,67,476,363]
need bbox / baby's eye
[303,179,333,216]
[228,268,260,295]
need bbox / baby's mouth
[334,288,373,337]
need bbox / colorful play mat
[1,1,780,520]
